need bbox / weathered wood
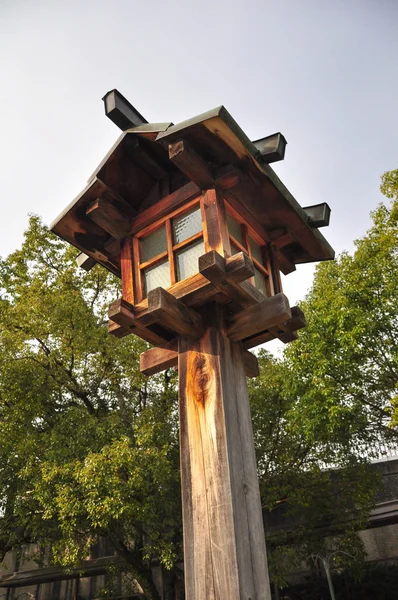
[227,252,257,282]
[241,349,260,378]
[147,287,202,339]
[241,305,306,349]
[215,164,241,190]
[287,305,306,331]
[108,320,129,338]
[131,139,167,180]
[120,238,134,304]
[86,197,132,239]
[271,305,306,343]
[140,340,179,376]
[227,293,291,342]
[103,237,121,256]
[169,139,213,189]
[108,297,170,345]
[200,250,254,283]
[242,329,274,350]
[270,232,294,249]
[202,188,230,257]
[199,250,266,310]
[108,297,136,329]
[178,305,271,599]
[76,252,96,271]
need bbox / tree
[258,168,398,591]
[0,216,181,599]
[286,169,398,454]
[249,351,376,590]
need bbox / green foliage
[286,169,398,451]
[0,216,180,598]
[249,352,376,588]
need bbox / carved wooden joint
[199,250,263,309]
[168,139,214,189]
[108,297,171,346]
[140,339,259,378]
[147,287,203,339]
[108,297,135,329]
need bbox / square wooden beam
[227,293,291,342]
[147,287,202,339]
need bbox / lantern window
[226,212,244,247]
[176,238,205,281]
[135,200,205,301]
[141,225,168,262]
[226,205,271,298]
[144,259,171,295]
[173,206,203,245]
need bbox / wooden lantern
[51,90,334,600]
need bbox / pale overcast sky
[1,0,397,309]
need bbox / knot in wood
[192,353,210,407]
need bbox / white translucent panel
[144,260,171,295]
[226,212,244,246]
[254,267,268,297]
[173,206,202,244]
[176,239,205,281]
[250,238,264,265]
[141,226,167,263]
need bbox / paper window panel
[176,239,205,281]
[143,259,171,294]
[141,226,167,263]
[173,206,202,245]
[254,267,268,297]
[226,213,244,246]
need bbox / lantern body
[51,103,333,351]
[51,96,334,600]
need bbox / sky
[1,0,397,315]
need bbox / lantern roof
[51,104,334,277]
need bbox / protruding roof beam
[76,252,96,271]
[303,203,331,228]
[102,89,148,131]
[252,132,287,164]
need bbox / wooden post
[178,304,271,600]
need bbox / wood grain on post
[178,305,271,600]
